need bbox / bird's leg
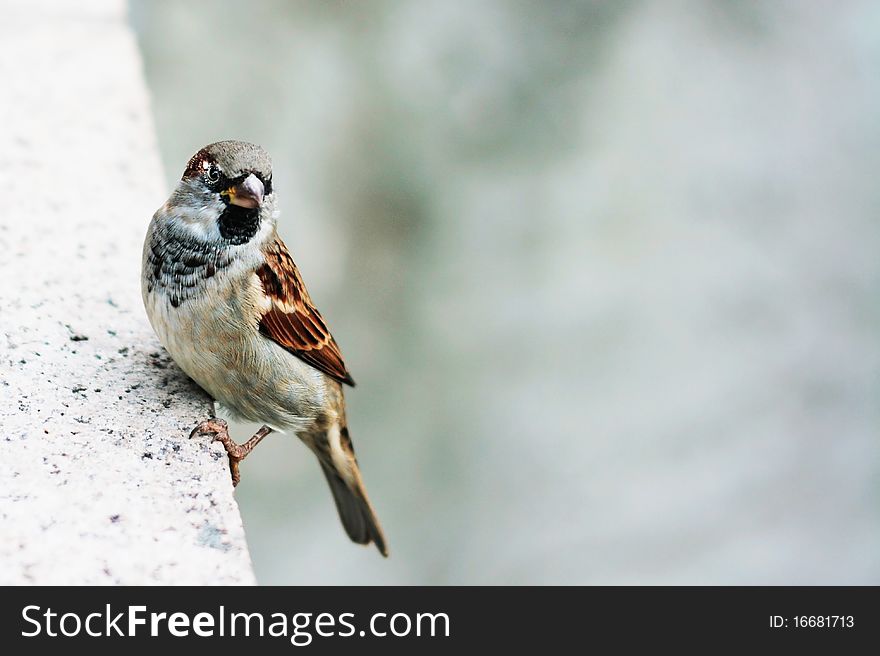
[189,419,273,487]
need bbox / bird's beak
[223,173,264,209]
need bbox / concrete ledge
[0,0,255,584]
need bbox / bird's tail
[320,461,388,557]
[317,425,388,557]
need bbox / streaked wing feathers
[256,238,355,386]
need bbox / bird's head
[164,140,276,246]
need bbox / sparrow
[141,140,387,556]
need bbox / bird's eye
[264,175,273,195]
[205,165,221,184]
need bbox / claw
[186,419,270,489]
[188,418,228,440]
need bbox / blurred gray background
[129,0,880,584]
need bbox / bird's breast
[143,264,331,431]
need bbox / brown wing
[255,238,355,386]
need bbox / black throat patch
[218,204,261,245]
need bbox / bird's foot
[189,420,272,487]
[189,418,244,486]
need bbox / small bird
[141,140,387,556]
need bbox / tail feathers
[320,461,389,557]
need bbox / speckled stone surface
[0,0,255,585]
